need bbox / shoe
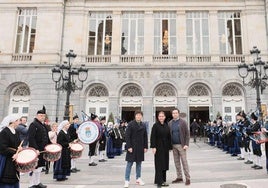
[244,160,253,164]
[99,159,107,162]
[251,164,258,168]
[88,162,97,166]
[56,178,65,181]
[37,183,47,188]
[124,181,129,188]
[231,154,238,157]
[159,182,169,187]
[136,178,145,186]
[237,157,245,160]
[172,178,183,183]
[45,170,49,174]
[74,168,80,172]
[185,179,191,185]
[254,166,263,170]
[29,186,38,188]
[71,168,77,173]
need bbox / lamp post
[238,46,268,123]
[52,49,88,121]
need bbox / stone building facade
[0,0,268,125]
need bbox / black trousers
[154,169,166,185]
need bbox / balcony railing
[220,55,245,63]
[12,54,32,61]
[186,55,211,63]
[86,55,111,63]
[153,55,178,62]
[120,55,144,63]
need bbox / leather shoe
[71,168,77,173]
[88,162,97,166]
[37,183,47,188]
[254,166,263,170]
[74,168,80,172]
[29,186,38,188]
[237,157,245,160]
[244,160,253,164]
[172,178,183,183]
[251,164,258,168]
[185,179,191,185]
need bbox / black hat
[218,116,222,120]
[73,114,79,120]
[37,105,46,114]
[237,110,247,119]
[100,116,106,121]
[91,113,98,120]
[250,112,258,121]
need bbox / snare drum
[16,148,38,173]
[77,121,100,144]
[70,143,84,158]
[252,132,268,143]
[43,143,62,162]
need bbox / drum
[70,143,84,158]
[43,143,62,162]
[16,148,38,173]
[77,121,100,144]
[251,132,268,143]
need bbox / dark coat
[15,123,28,147]
[98,124,107,151]
[168,118,190,147]
[28,118,50,167]
[150,121,172,184]
[110,127,123,148]
[125,120,148,162]
[57,130,71,170]
[0,127,20,184]
[68,123,79,142]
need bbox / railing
[186,55,211,63]
[153,55,178,62]
[120,55,144,63]
[220,55,245,63]
[85,55,111,63]
[12,54,32,61]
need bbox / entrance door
[155,107,173,122]
[121,107,141,122]
[189,106,209,124]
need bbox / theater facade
[0,0,268,125]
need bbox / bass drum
[77,121,100,144]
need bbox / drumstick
[12,140,23,161]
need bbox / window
[15,8,37,53]
[88,12,113,55]
[154,12,176,55]
[218,12,242,54]
[121,12,144,55]
[186,12,209,54]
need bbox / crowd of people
[0,107,192,188]
[203,111,268,174]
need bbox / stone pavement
[20,138,268,188]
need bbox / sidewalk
[20,138,268,188]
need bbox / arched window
[121,85,142,97]
[88,84,109,97]
[155,83,176,96]
[222,83,242,96]
[189,84,209,96]
[9,83,30,116]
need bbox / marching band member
[68,114,81,172]
[98,116,107,162]
[0,115,21,188]
[28,107,50,188]
[88,113,99,166]
[106,122,115,159]
[246,112,262,170]
[53,120,71,181]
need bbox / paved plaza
[20,138,268,188]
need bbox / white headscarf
[0,114,20,132]
[57,120,69,134]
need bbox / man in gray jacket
[168,108,190,186]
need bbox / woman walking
[150,111,172,187]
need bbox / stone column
[209,10,220,63]
[177,10,186,63]
[111,11,121,63]
[144,11,153,63]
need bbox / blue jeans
[125,161,142,181]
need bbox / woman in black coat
[150,111,172,187]
[0,115,21,188]
[53,120,71,181]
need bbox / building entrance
[121,107,141,122]
[189,106,209,124]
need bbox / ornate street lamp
[238,46,268,123]
[52,50,88,120]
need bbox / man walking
[168,108,191,185]
[124,110,148,188]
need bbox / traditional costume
[88,113,98,166]
[0,115,21,188]
[98,116,107,162]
